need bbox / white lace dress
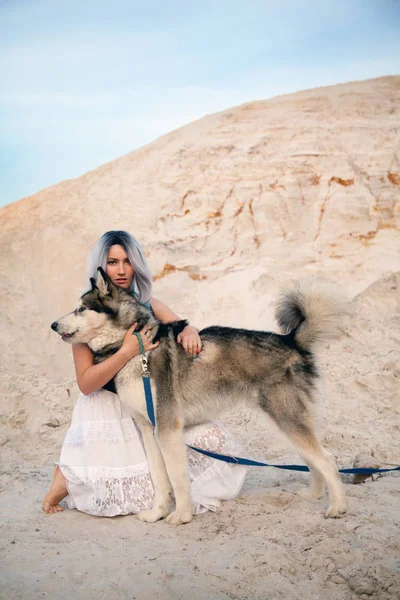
[58,389,247,517]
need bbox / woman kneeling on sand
[43,230,247,517]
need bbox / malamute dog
[51,268,347,524]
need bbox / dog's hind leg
[157,417,193,525]
[290,434,346,518]
[133,412,173,523]
[262,390,347,518]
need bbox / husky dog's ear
[90,277,97,291]
[95,267,114,297]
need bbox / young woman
[43,231,247,517]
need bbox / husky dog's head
[50,267,155,348]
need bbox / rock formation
[1,76,399,381]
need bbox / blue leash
[142,375,155,428]
[133,332,156,428]
[186,445,400,476]
[134,333,400,477]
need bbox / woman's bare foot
[42,466,68,514]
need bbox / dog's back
[150,280,345,428]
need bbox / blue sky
[1,0,399,208]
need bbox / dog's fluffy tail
[275,281,346,350]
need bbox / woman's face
[105,244,134,289]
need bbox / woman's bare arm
[150,297,181,322]
[151,297,201,356]
[72,343,133,396]
[72,322,159,395]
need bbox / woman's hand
[121,322,159,360]
[177,325,202,357]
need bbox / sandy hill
[0,76,399,600]
[0,76,399,380]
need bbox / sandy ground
[0,465,399,600]
[1,273,399,600]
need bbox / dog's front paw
[325,500,347,519]
[165,509,193,525]
[137,507,169,523]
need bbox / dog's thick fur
[51,270,347,524]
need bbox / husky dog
[51,268,347,524]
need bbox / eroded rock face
[0,75,399,380]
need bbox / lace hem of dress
[64,418,138,445]
[64,465,223,517]
[61,421,243,517]
[65,470,155,516]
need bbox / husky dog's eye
[78,306,86,313]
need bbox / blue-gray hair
[86,231,153,304]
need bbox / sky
[1,0,399,208]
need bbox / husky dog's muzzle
[50,321,77,342]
